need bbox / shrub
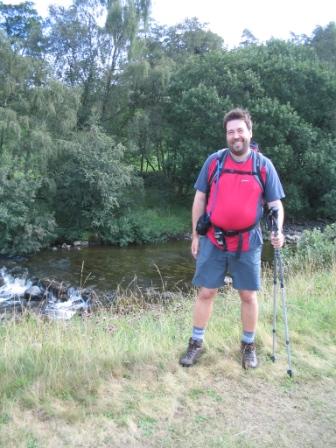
[288,223,336,268]
[0,165,56,255]
[101,208,189,246]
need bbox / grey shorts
[192,237,262,291]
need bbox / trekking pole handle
[267,207,279,235]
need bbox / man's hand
[191,234,200,259]
[271,231,285,249]
[267,200,285,249]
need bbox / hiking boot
[241,341,258,369]
[179,338,204,367]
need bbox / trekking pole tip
[287,369,293,378]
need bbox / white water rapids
[0,267,90,319]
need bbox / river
[15,240,275,293]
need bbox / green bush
[101,208,189,246]
[288,223,336,268]
[0,165,56,255]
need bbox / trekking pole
[271,240,278,363]
[267,208,293,378]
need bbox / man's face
[226,119,252,156]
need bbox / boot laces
[186,340,201,359]
[243,343,255,353]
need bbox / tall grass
[0,263,335,408]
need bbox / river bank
[282,218,330,243]
[48,218,331,251]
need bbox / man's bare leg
[239,290,258,332]
[193,287,218,328]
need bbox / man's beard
[229,139,250,156]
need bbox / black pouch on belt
[196,213,211,235]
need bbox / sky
[2,0,335,48]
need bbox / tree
[240,28,258,47]
[47,1,104,127]
[99,0,151,124]
[165,82,230,194]
[0,1,47,57]
[47,0,151,128]
[50,126,142,238]
[234,39,336,133]
[162,18,224,60]
[311,22,336,69]
[120,20,224,181]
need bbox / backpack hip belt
[213,220,261,256]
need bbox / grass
[0,263,335,447]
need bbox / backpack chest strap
[221,168,260,176]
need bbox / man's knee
[239,290,257,304]
[198,287,217,301]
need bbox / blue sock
[192,326,205,342]
[242,331,255,344]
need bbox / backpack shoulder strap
[205,149,228,199]
[253,151,266,194]
[208,148,229,188]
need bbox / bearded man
[180,108,285,369]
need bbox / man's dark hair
[223,108,253,131]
